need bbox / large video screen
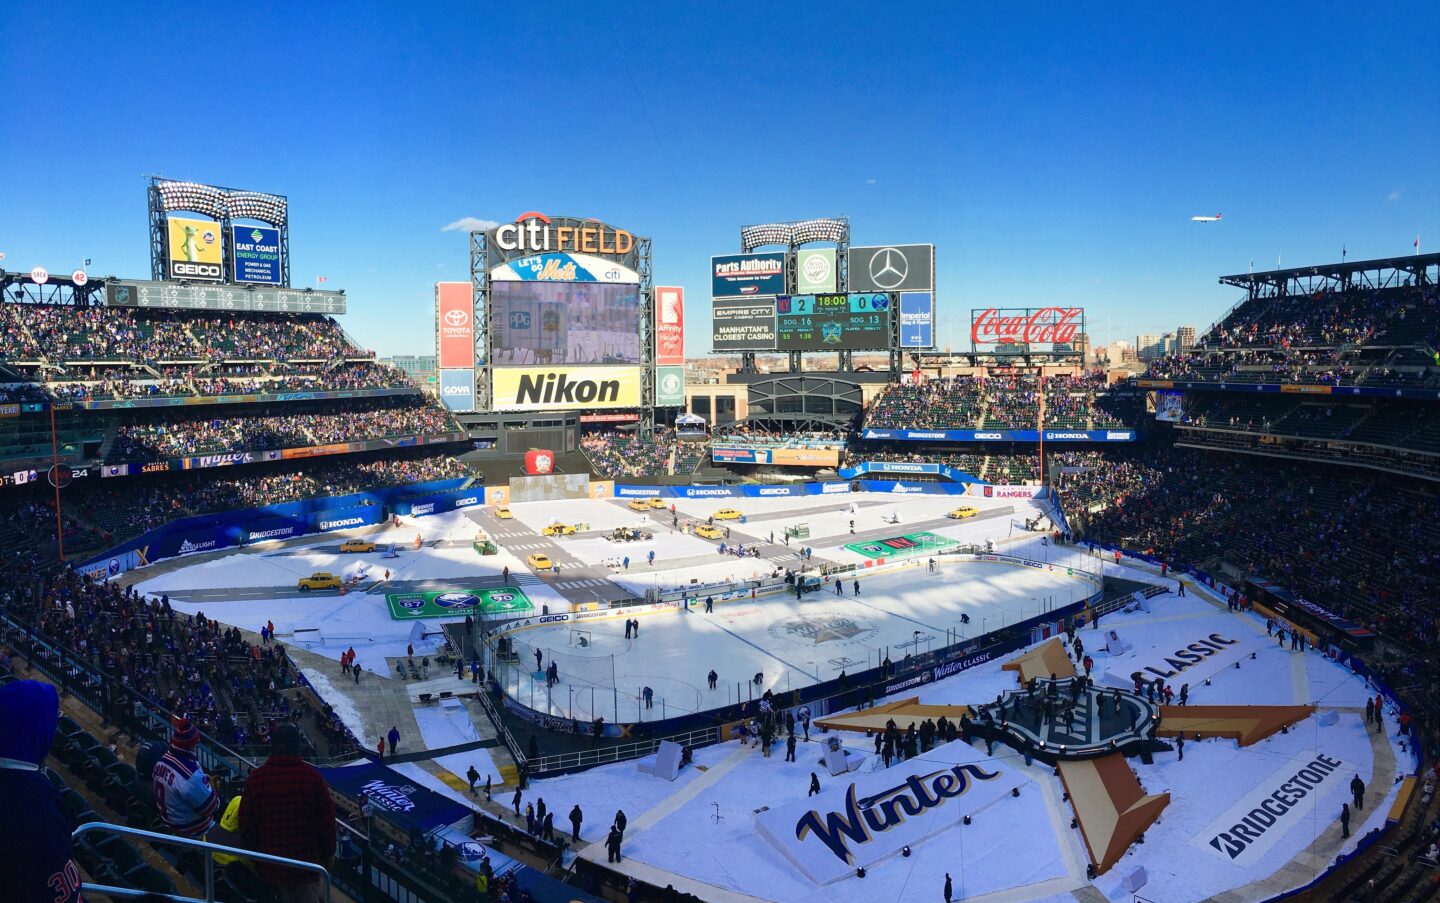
[775,293,891,351]
[490,281,640,366]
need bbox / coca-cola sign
[971,307,1083,349]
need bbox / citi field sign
[491,212,635,259]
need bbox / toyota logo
[868,247,908,290]
[444,309,470,327]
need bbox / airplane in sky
[1191,213,1222,223]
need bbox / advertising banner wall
[712,252,786,297]
[899,291,934,347]
[711,297,777,350]
[438,368,476,412]
[75,479,465,579]
[711,445,840,467]
[847,245,934,293]
[860,427,1136,442]
[166,216,224,281]
[795,248,837,293]
[838,461,983,483]
[231,225,283,284]
[491,365,641,412]
[655,286,685,366]
[435,282,475,369]
[656,365,685,407]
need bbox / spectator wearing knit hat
[152,714,221,838]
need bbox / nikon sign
[491,365,641,412]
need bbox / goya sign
[385,587,533,620]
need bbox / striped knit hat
[170,714,200,750]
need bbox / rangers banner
[435,282,475,369]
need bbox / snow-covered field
[117,493,1412,902]
[527,591,1412,903]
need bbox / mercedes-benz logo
[868,247,908,289]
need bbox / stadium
[2,12,1438,901]
[3,182,1438,903]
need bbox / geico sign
[170,261,223,279]
[493,212,634,256]
[493,366,641,412]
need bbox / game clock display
[775,293,891,351]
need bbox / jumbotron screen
[775,293,891,351]
[490,281,641,366]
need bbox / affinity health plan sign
[386,588,534,620]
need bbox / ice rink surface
[502,556,1095,723]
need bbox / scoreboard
[775,293,891,351]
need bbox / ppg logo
[510,311,532,329]
[433,592,480,609]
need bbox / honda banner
[435,282,475,369]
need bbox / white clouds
[1388,189,1403,202]
[441,216,499,233]
[865,178,877,185]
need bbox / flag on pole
[1416,235,1421,254]
[317,275,328,284]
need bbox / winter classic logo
[769,612,879,647]
[433,592,481,609]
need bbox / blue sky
[2,1,1436,357]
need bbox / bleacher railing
[72,822,332,903]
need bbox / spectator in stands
[152,714,221,839]
[239,723,336,903]
[0,679,85,903]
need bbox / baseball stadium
[2,7,1438,903]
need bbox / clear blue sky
[2,2,1436,356]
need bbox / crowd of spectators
[0,303,368,364]
[5,552,308,759]
[864,372,1122,431]
[111,398,457,460]
[2,361,412,404]
[582,429,689,478]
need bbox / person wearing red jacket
[239,724,335,902]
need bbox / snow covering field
[527,589,1412,903]
[501,557,1095,723]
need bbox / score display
[774,293,891,351]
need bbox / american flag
[317,275,328,284]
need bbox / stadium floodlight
[153,180,288,225]
[740,217,848,251]
[225,191,288,225]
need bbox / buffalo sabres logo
[821,321,843,345]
